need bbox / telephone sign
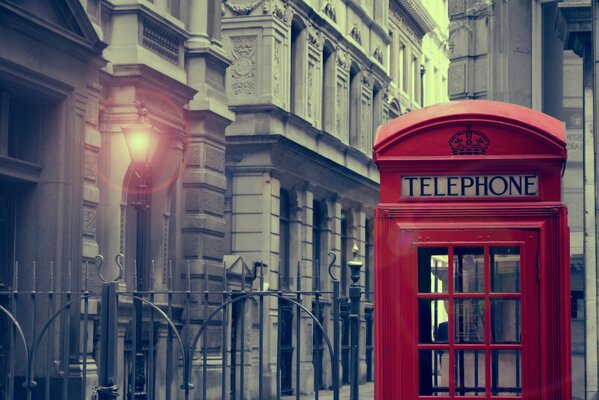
[401,174,539,198]
[373,100,571,400]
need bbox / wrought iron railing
[0,252,373,400]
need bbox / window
[322,43,335,133]
[399,44,406,91]
[279,189,291,288]
[312,200,323,289]
[0,90,41,163]
[290,20,303,115]
[412,56,419,103]
[349,65,360,147]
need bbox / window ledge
[0,156,42,183]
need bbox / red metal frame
[373,100,571,400]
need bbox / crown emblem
[448,125,490,155]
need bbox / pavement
[281,382,374,400]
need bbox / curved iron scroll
[0,305,30,387]
[328,251,338,281]
[27,295,91,389]
[116,293,192,390]
[188,292,337,393]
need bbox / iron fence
[0,252,373,400]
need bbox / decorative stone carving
[205,148,225,172]
[322,0,337,22]
[336,48,349,70]
[361,71,372,88]
[85,98,99,125]
[186,144,201,167]
[84,151,98,181]
[268,1,292,24]
[224,0,264,15]
[390,5,421,44]
[373,47,383,63]
[336,82,343,134]
[307,62,314,118]
[307,26,323,49]
[83,206,97,237]
[350,26,362,45]
[274,39,282,101]
[141,15,180,64]
[231,36,257,97]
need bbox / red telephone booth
[373,100,571,399]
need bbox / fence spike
[50,261,55,293]
[32,261,37,292]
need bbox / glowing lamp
[122,102,159,165]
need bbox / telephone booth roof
[373,100,566,160]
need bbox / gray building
[447,0,588,398]
[0,0,447,398]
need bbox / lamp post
[122,102,159,400]
[347,243,363,400]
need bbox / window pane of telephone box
[491,350,522,396]
[454,247,485,293]
[419,349,449,396]
[418,247,448,294]
[419,299,449,343]
[491,299,521,343]
[454,350,486,396]
[490,247,520,293]
[455,299,485,343]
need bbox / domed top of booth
[373,100,566,160]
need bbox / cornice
[106,64,197,105]
[0,1,107,61]
[392,0,436,34]
[226,134,380,194]
[555,1,591,57]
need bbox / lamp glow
[122,102,159,165]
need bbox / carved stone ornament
[307,27,322,49]
[336,48,349,70]
[263,0,292,24]
[350,25,362,45]
[322,0,337,22]
[224,0,264,15]
[231,36,257,97]
[373,47,383,63]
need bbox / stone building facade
[447,0,586,398]
[0,0,447,398]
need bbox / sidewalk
[281,382,374,400]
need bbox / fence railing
[0,252,373,400]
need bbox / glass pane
[491,350,522,396]
[419,349,449,396]
[419,247,449,293]
[491,247,520,292]
[454,247,484,293]
[455,350,486,396]
[455,299,485,343]
[419,299,449,343]
[491,299,521,343]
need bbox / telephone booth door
[400,229,539,399]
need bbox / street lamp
[122,101,159,400]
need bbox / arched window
[321,42,335,133]
[290,19,305,116]
[312,200,323,288]
[372,82,383,144]
[279,188,291,288]
[349,64,360,147]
